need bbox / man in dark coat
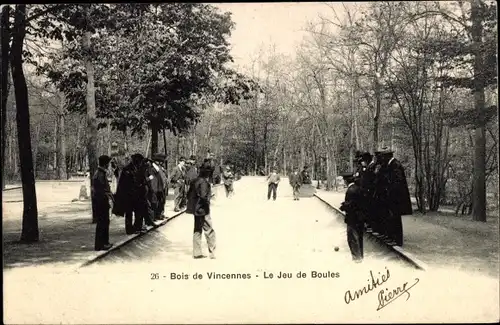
[148,154,168,220]
[301,166,312,185]
[371,151,390,239]
[354,151,376,232]
[92,155,114,251]
[205,151,216,184]
[170,157,186,212]
[186,161,216,259]
[113,153,156,234]
[339,171,365,262]
[289,167,303,201]
[378,148,412,246]
[183,155,199,206]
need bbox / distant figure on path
[222,165,235,197]
[186,162,216,259]
[339,171,365,262]
[301,166,312,185]
[170,157,186,212]
[289,167,303,201]
[92,155,114,251]
[267,168,281,201]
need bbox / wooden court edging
[314,193,428,271]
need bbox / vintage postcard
[2,2,499,324]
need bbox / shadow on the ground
[93,229,190,265]
[3,201,125,269]
[3,216,101,269]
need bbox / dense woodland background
[1,2,497,242]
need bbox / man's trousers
[193,214,216,257]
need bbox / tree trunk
[349,122,354,172]
[263,124,268,173]
[373,77,381,152]
[1,5,10,190]
[83,27,98,223]
[74,121,82,173]
[191,130,197,156]
[150,120,159,158]
[56,98,67,180]
[162,127,167,155]
[11,4,39,242]
[33,124,41,178]
[53,118,57,171]
[282,147,286,175]
[300,144,305,169]
[176,135,180,164]
[107,119,111,155]
[123,126,129,156]
[471,0,487,222]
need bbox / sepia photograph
[2,2,499,324]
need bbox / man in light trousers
[186,162,216,259]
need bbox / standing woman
[186,162,216,259]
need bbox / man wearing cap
[354,151,376,232]
[148,154,168,220]
[170,157,186,212]
[184,155,199,207]
[267,167,281,201]
[370,150,390,239]
[92,155,114,250]
[289,167,303,201]
[339,171,365,262]
[222,165,235,198]
[300,166,312,185]
[186,161,217,259]
[205,151,216,184]
[377,147,412,246]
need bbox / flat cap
[189,155,197,161]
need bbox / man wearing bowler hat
[377,147,412,246]
[149,153,168,220]
[184,155,199,207]
[339,171,365,262]
[354,151,376,232]
[92,155,114,250]
[171,156,186,212]
[186,160,217,259]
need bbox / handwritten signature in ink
[376,278,420,311]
